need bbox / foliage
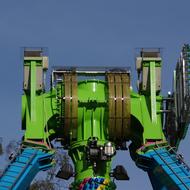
[30,149,70,190]
[29,179,56,190]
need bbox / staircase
[0,147,54,190]
[145,145,190,190]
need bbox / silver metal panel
[24,66,43,90]
[42,56,48,70]
[142,67,149,91]
[156,67,161,91]
[36,67,43,90]
[24,66,30,90]
[136,57,142,71]
[142,66,161,92]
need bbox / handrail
[153,147,190,189]
[9,149,38,189]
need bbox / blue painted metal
[140,146,190,190]
[0,147,54,190]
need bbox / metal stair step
[152,147,190,189]
[5,171,19,178]
[6,168,20,174]
[1,176,16,183]
[16,157,32,164]
[7,167,23,174]
[154,154,176,162]
[156,153,171,158]
[0,184,12,190]
[22,149,38,155]
[0,187,10,190]
[181,175,190,179]
[3,174,17,179]
[11,164,25,168]
[0,179,14,183]
[171,165,184,170]
[17,154,33,159]
[18,154,32,159]
[0,183,11,189]
[158,156,179,166]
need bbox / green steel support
[22,65,166,189]
[131,54,164,145]
[70,81,113,182]
[22,54,57,140]
[20,47,190,190]
[0,45,189,190]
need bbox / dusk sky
[1,1,190,189]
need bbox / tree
[30,149,70,190]
[29,179,55,190]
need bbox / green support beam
[21,50,166,189]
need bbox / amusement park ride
[1,44,190,190]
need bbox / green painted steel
[77,80,108,142]
[21,50,168,189]
[22,56,57,141]
[1,46,189,190]
[22,92,56,139]
[69,80,113,185]
[131,92,164,144]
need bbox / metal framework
[1,46,190,190]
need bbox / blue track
[139,146,190,190]
[0,147,54,190]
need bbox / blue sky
[1,1,190,189]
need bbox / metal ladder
[152,144,190,190]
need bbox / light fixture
[104,142,115,157]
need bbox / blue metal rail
[0,147,54,190]
[143,145,190,190]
